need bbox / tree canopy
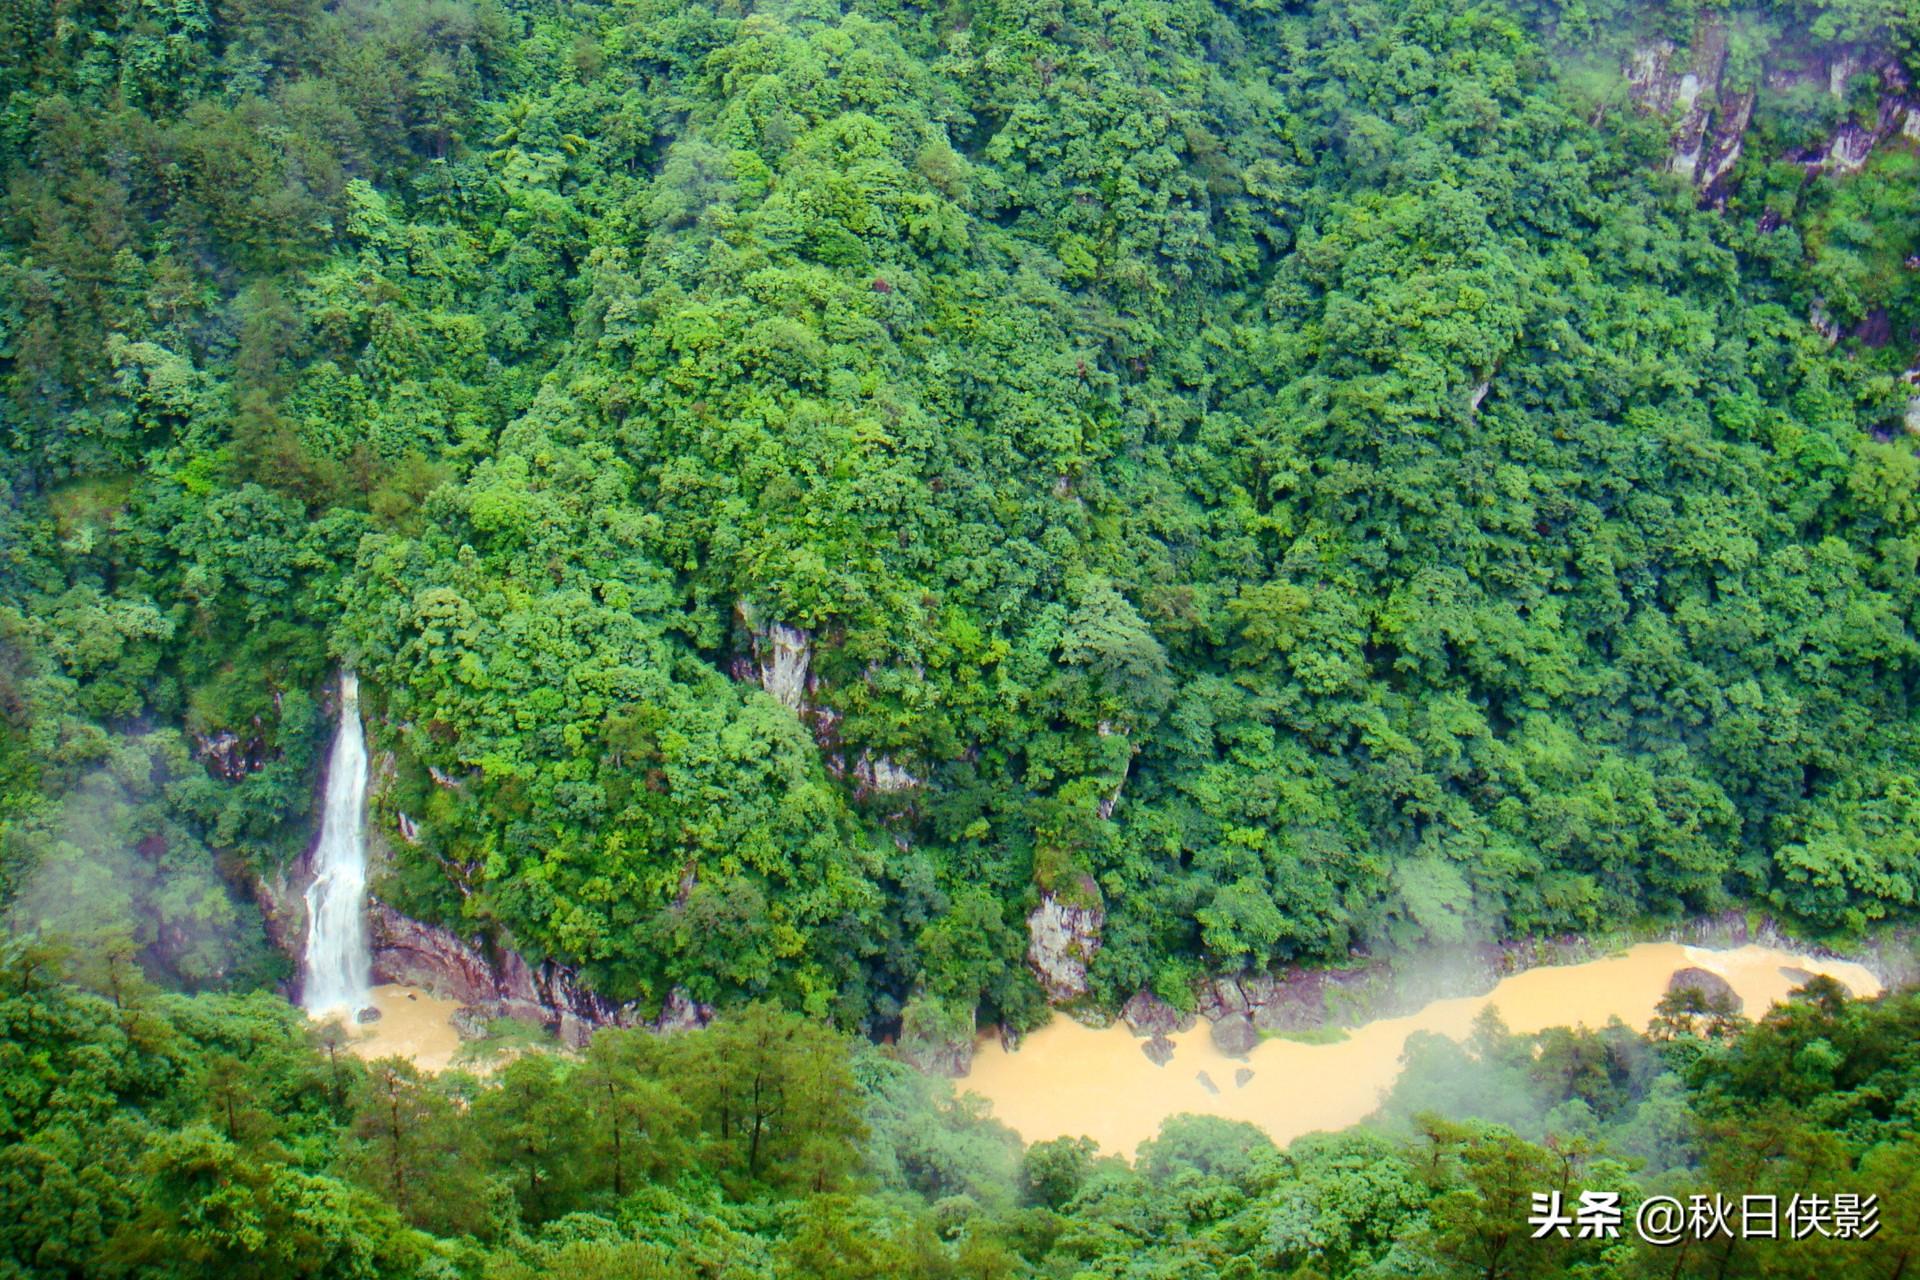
[2,0,1919,1030]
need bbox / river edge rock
[260,715,1905,1071]
[258,863,711,1048]
[1665,965,1742,1011]
[992,913,1912,1080]
[364,901,712,1047]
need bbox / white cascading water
[303,671,372,1016]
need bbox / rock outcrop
[1095,721,1133,820]
[1625,22,1732,182]
[1210,1012,1259,1056]
[897,996,978,1076]
[450,1005,492,1040]
[1625,25,1920,205]
[1666,965,1742,1011]
[365,900,712,1047]
[1121,989,1196,1037]
[735,602,816,711]
[194,727,274,780]
[853,751,921,796]
[1026,892,1104,1002]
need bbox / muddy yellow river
[963,943,1880,1158]
[319,983,472,1073]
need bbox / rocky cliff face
[734,602,816,711]
[256,747,711,1047]
[193,726,274,781]
[258,855,711,1047]
[366,900,711,1046]
[1626,25,1920,206]
[1025,892,1104,1003]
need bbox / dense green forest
[6,0,1920,1275]
[4,0,1920,1030]
[3,947,1917,1278]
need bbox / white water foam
[303,671,371,1016]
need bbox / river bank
[961,941,1882,1157]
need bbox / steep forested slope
[3,0,1920,1031]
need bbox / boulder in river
[1234,1067,1254,1089]
[1122,990,1196,1037]
[1211,1012,1259,1056]
[1142,1034,1175,1066]
[355,1006,382,1024]
[1666,966,1742,1011]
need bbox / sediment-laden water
[962,943,1881,1157]
[333,984,471,1072]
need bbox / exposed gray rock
[1122,990,1196,1037]
[1234,1068,1254,1089]
[366,900,499,1004]
[654,987,713,1034]
[355,1006,382,1024]
[364,899,712,1046]
[451,1006,492,1041]
[1211,1012,1259,1056]
[1625,28,1917,203]
[1695,91,1754,194]
[904,1036,974,1077]
[253,865,309,968]
[1095,721,1133,820]
[1810,297,1841,345]
[1026,892,1104,1003]
[1237,973,1280,1008]
[854,751,921,795]
[760,621,812,709]
[1250,971,1333,1032]
[1195,1070,1220,1095]
[1667,966,1742,1011]
[1198,977,1249,1021]
[194,727,273,780]
[1142,1034,1175,1066]
[396,811,422,845]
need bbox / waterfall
[303,671,371,1016]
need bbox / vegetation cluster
[3,947,1917,1279]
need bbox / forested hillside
[4,0,1920,1039]
[3,950,1917,1278]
